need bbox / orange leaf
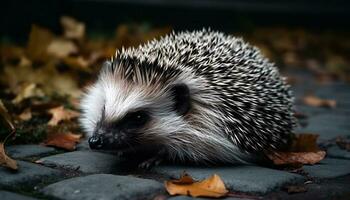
[302,95,336,108]
[165,174,228,198]
[44,132,82,151]
[268,151,326,165]
[47,106,79,126]
[0,143,18,170]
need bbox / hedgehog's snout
[89,127,129,150]
[88,135,103,149]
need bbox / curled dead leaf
[43,132,82,151]
[268,151,326,165]
[0,143,18,170]
[47,106,80,126]
[302,95,336,108]
[0,99,15,131]
[165,173,228,198]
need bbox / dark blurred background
[2,0,350,42]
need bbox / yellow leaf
[165,174,228,198]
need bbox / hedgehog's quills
[80,30,296,168]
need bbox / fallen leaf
[285,185,307,194]
[268,133,326,166]
[18,108,32,121]
[289,133,320,152]
[0,100,17,170]
[47,39,78,58]
[60,16,85,40]
[47,106,79,126]
[0,99,15,131]
[302,94,336,108]
[43,132,82,151]
[165,173,228,198]
[26,25,54,62]
[335,136,350,151]
[12,82,45,104]
[268,151,326,165]
[0,143,18,170]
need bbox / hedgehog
[79,30,296,168]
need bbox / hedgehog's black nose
[88,135,103,149]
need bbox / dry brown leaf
[26,25,54,62]
[12,82,45,104]
[302,95,336,108]
[1,63,81,98]
[268,133,326,166]
[0,100,17,170]
[285,185,307,194]
[18,108,32,121]
[268,151,326,165]
[60,16,85,40]
[43,132,82,151]
[0,100,15,131]
[47,39,78,58]
[165,173,228,198]
[289,133,320,152]
[0,143,18,170]
[63,56,90,71]
[47,106,79,126]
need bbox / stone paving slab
[295,113,350,140]
[154,165,304,194]
[37,151,122,174]
[0,161,61,188]
[169,196,245,200]
[303,158,350,179]
[41,174,164,200]
[0,191,38,200]
[327,146,350,160]
[6,145,57,159]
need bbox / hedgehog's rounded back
[80,30,295,164]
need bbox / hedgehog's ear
[170,84,191,116]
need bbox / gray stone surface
[37,151,121,173]
[295,113,350,140]
[0,191,38,200]
[303,158,350,179]
[6,145,57,159]
[327,146,350,160]
[154,165,304,194]
[42,174,164,200]
[169,196,247,200]
[76,139,89,151]
[0,161,61,188]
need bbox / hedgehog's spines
[81,30,295,164]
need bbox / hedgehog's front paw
[138,156,163,169]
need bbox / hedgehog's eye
[121,110,150,130]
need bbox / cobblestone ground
[1,71,350,200]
